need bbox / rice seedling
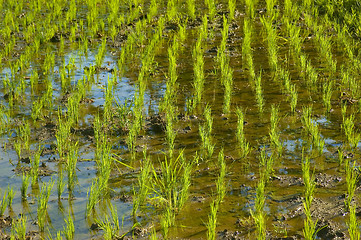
[261,16,278,72]
[0,191,8,216]
[302,152,317,240]
[348,205,360,240]
[290,84,298,113]
[150,151,192,232]
[206,199,219,240]
[342,114,360,149]
[228,0,236,21]
[63,212,74,240]
[191,31,205,112]
[344,159,358,210]
[166,106,177,159]
[96,203,120,240]
[242,18,255,81]
[86,179,101,216]
[21,173,30,199]
[7,186,14,208]
[37,180,54,232]
[132,149,151,218]
[56,109,72,159]
[302,106,324,154]
[236,107,250,158]
[11,214,27,240]
[31,145,42,186]
[251,177,266,240]
[216,149,227,203]
[199,105,215,159]
[245,0,256,19]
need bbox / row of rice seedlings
[199,105,215,159]
[217,16,234,114]
[236,107,250,158]
[207,149,227,240]
[37,180,54,232]
[302,152,317,239]
[301,106,324,155]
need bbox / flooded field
[0,0,361,239]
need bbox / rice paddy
[1,0,361,239]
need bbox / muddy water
[0,1,360,239]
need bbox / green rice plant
[187,0,196,20]
[244,0,256,18]
[199,105,215,159]
[342,114,360,149]
[95,38,107,68]
[191,32,205,112]
[37,180,54,232]
[151,151,192,229]
[62,212,74,240]
[302,106,324,154]
[86,179,101,216]
[31,145,42,185]
[242,18,255,81]
[7,186,14,207]
[104,75,115,124]
[259,148,274,181]
[67,93,81,125]
[167,0,177,20]
[251,177,266,240]
[261,16,278,72]
[337,148,343,166]
[21,173,30,199]
[345,160,358,210]
[0,190,8,216]
[132,148,151,217]
[205,0,216,20]
[14,120,31,159]
[302,153,317,240]
[348,205,360,240]
[66,142,78,192]
[322,80,333,112]
[228,0,236,21]
[269,105,282,155]
[236,108,250,158]
[96,203,120,240]
[206,200,219,240]
[11,214,27,240]
[56,109,72,159]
